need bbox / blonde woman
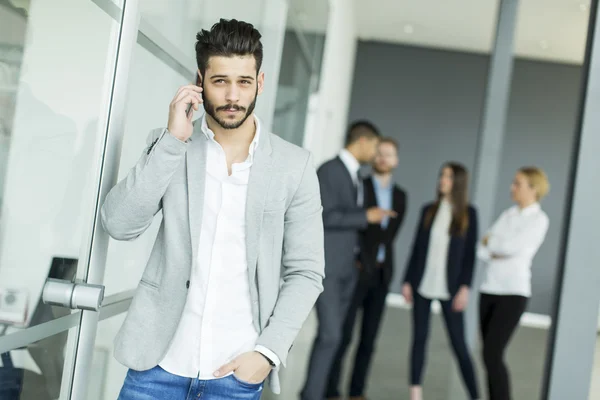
[477,167,550,400]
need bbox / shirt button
[186,280,190,289]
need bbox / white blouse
[478,203,549,297]
[418,200,452,300]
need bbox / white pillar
[304,0,358,166]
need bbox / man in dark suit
[301,122,396,400]
[326,137,407,400]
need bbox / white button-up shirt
[160,114,279,379]
[478,202,549,297]
[418,200,452,300]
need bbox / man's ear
[257,71,265,95]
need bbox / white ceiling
[354,0,591,65]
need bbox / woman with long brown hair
[402,162,480,400]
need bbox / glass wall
[272,0,328,146]
[0,0,124,397]
[479,2,590,398]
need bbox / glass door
[0,0,127,398]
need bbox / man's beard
[373,164,391,174]
[203,86,258,130]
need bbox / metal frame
[137,18,196,79]
[92,0,196,80]
[68,0,141,398]
[542,0,600,398]
[0,313,81,354]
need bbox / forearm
[101,129,187,240]
[255,267,323,367]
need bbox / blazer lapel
[335,157,357,201]
[365,177,376,208]
[187,121,208,264]
[246,131,273,281]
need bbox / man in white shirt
[102,19,325,399]
[301,121,396,400]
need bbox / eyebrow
[209,75,255,80]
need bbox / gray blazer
[317,157,367,277]
[100,119,325,394]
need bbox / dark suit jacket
[359,177,407,286]
[318,157,368,277]
[403,202,478,297]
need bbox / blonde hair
[519,166,550,200]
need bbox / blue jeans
[118,366,264,400]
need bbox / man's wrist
[254,345,280,369]
[256,351,275,368]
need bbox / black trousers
[479,293,528,400]
[326,267,390,398]
[410,291,479,400]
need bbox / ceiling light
[403,24,414,34]
[539,40,549,50]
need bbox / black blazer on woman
[403,202,478,297]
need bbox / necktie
[356,170,364,207]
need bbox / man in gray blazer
[301,121,395,400]
[101,19,324,399]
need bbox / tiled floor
[264,305,551,400]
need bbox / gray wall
[348,41,581,315]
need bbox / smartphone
[186,73,202,118]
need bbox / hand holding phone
[186,74,203,118]
[167,76,203,142]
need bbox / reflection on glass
[138,0,265,71]
[0,324,79,399]
[0,0,122,328]
[88,314,127,400]
[272,0,327,146]
[102,43,189,295]
[475,2,590,399]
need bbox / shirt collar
[373,175,393,191]
[339,149,361,179]
[514,202,541,216]
[200,113,261,162]
[439,198,452,210]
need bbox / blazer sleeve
[317,163,368,230]
[458,206,478,287]
[255,153,325,367]
[101,128,188,240]
[403,204,427,284]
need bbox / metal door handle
[42,278,105,311]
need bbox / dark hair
[378,137,399,152]
[424,162,470,236]
[195,19,263,77]
[345,120,381,146]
